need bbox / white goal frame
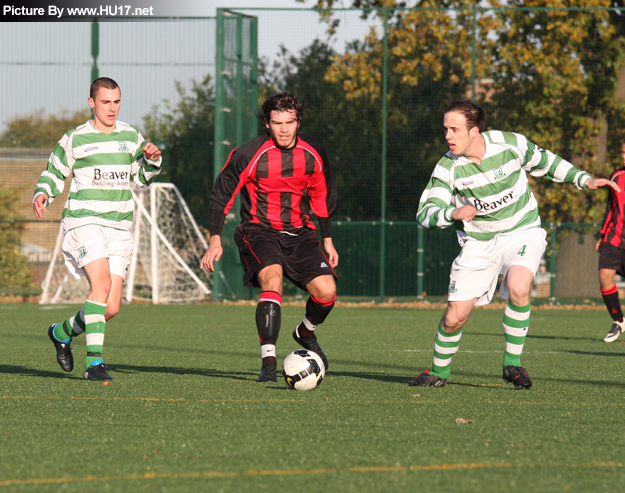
[39,183,212,305]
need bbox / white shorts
[62,225,134,280]
[448,227,547,306]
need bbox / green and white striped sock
[53,308,86,342]
[84,300,107,369]
[503,302,531,367]
[431,323,463,379]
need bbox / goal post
[39,183,214,305]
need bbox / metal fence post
[379,8,388,302]
[471,7,476,101]
[212,8,225,302]
[91,20,99,82]
[549,222,557,302]
[417,225,424,299]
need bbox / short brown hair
[90,77,120,99]
[445,100,486,133]
[257,92,304,124]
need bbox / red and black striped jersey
[600,167,625,249]
[209,132,337,237]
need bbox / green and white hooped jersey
[417,130,592,240]
[33,120,162,232]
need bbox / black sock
[299,295,336,336]
[256,291,282,363]
[601,285,624,322]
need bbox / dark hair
[445,100,486,132]
[90,77,120,99]
[257,91,304,124]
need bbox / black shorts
[598,242,625,277]
[233,223,337,290]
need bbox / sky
[0,0,375,135]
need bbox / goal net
[39,183,212,304]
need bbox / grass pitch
[0,303,624,492]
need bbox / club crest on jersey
[449,281,458,294]
[78,246,87,259]
[118,141,129,152]
[493,167,506,180]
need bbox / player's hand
[33,194,48,220]
[586,178,621,193]
[201,235,223,272]
[596,238,602,252]
[143,142,162,161]
[323,237,339,268]
[451,205,478,222]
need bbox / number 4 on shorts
[517,245,527,257]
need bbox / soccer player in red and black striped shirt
[201,92,338,382]
[597,142,625,342]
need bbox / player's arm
[417,158,458,229]
[202,141,260,271]
[597,177,617,250]
[201,234,223,272]
[32,133,74,219]
[132,133,163,187]
[520,136,598,190]
[208,146,252,238]
[585,178,621,193]
[323,237,339,268]
[32,193,48,220]
[300,135,338,240]
[308,159,339,265]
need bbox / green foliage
[299,0,625,223]
[0,110,91,148]
[142,76,216,224]
[0,187,35,289]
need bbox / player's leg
[498,228,546,389]
[47,225,107,374]
[104,230,134,322]
[48,307,84,372]
[81,257,113,381]
[105,274,124,321]
[234,224,286,382]
[598,243,625,342]
[410,236,500,387]
[293,274,337,370]
[409,298,477,387]
[256,264,284,382]
[281,231,337,370]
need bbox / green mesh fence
[213,6,625,302]
[212,10,258,301]
[2,7,624,304]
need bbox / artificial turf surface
[0,302,624,492]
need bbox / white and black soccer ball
[282,349,325,391]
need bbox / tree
[0,110,91,148]
[0,187,35,290]
[298,0,625,223]
[269,38,450,221]
[142,76,216,224]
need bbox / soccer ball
[282,349,325,391]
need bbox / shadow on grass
[448,369,625,389]
[111,364,256,381]
[470,332,600,342]
[562,349,625,358]
[323,370,407,384]
[0,364,80,379]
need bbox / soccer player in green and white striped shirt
[410,100,618,389]
[33,77,162,382]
